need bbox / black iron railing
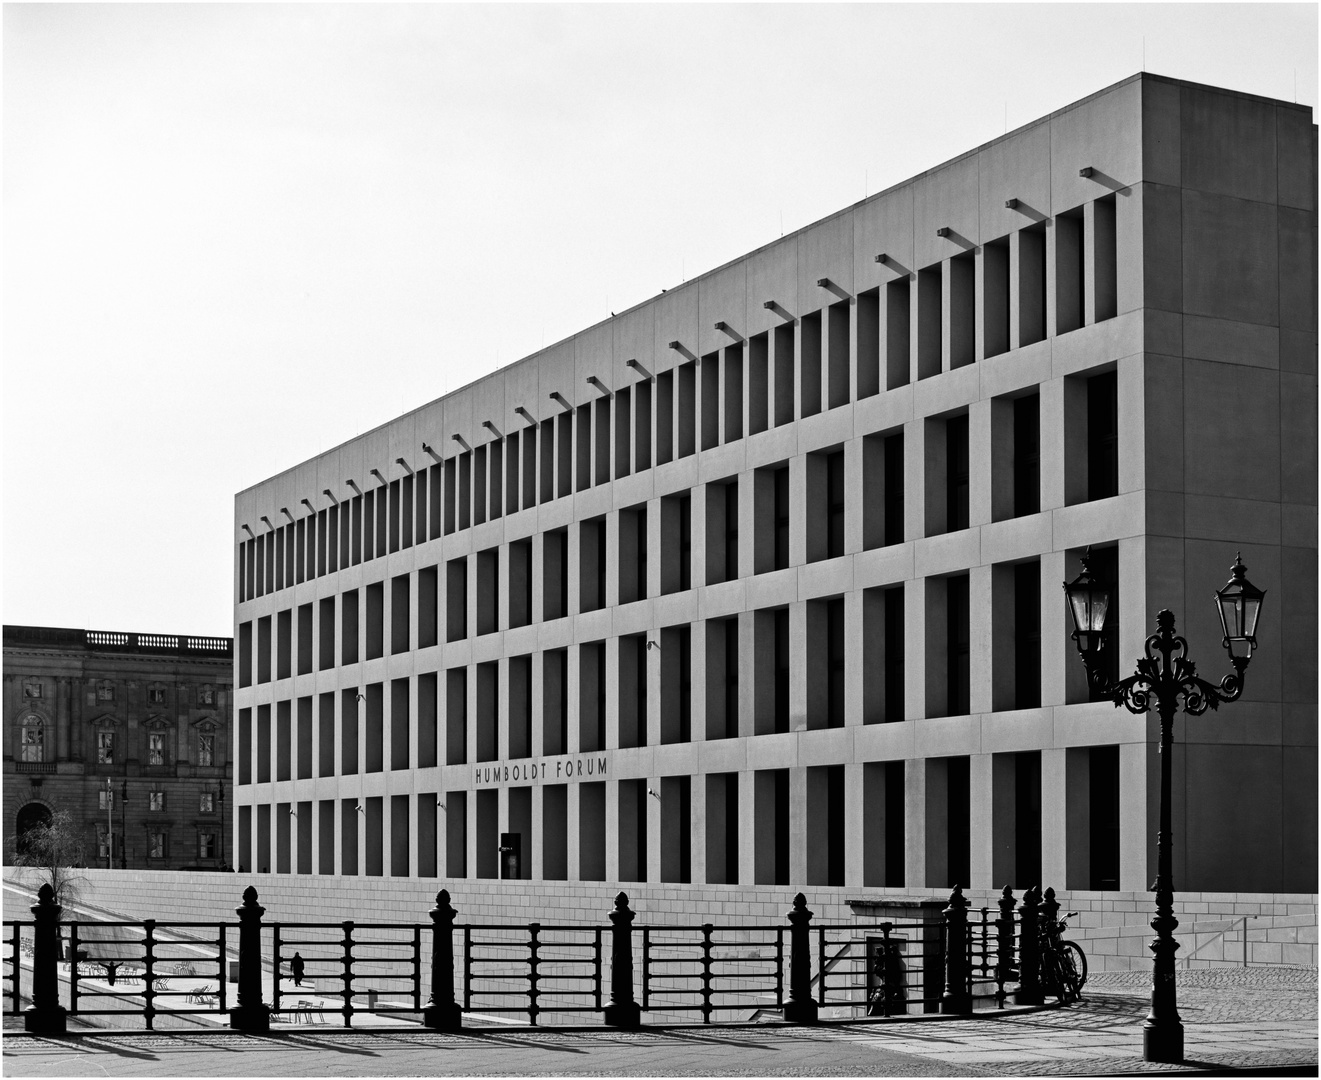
[6,882,1060,1034]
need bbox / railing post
[24,884,67,1034]
[423,890,462,1031]
[781,893,818,1025]
[602,891,640,1029]
[940,885,972,1015]
[995,886,1016,1007]
[1015,885,1043,1005]
[700,923,714,1023]
[228,886,270,1032]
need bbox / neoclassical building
[232,73,1316,914]
[3,626,233,872]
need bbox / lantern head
[1215,553,1265,662]
[1063,550,1111,657]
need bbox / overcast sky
[4,3,1316,637]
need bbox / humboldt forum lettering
[475,756,609,787]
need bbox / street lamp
[217,786,226,870]
[119,781,129,870]
[105,779,114,871]
[1063,551,1265,1064]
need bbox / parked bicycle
[1039,910,1087,1003]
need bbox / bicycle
[1039,910,1087,1004]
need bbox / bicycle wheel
[1063,941,1087,990]
[1055,944,1082,1003]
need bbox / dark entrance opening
[15,802,53,858]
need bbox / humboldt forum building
[232,74,1317,939]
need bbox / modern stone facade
[232,73,1317,915]
[3,626,234,872]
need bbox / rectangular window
[401,474,414,547]
[376,484,388,557]
[148,732,166,766]
[428,464,443,540]
[365,581,384,659]
[318,691,335,776]
[774,465,790,570]
[701,350,719,450]
[506,431,521,512]
[656,368,674,464]
[418,565,439,648]
[634,380,651,471]
[391,677,409,771]
[1094,195,1117,322]
[276,609,292,680]
[1014,562,1041,709]
[984,236,1010,358]
[773,322,795,425]
[446,557,468,641]
[1014,394,1041,517]
[476,548,499,634]
[827,300,849,408]
[705,479,738,585]
[856,288,880,399]
[1056,206,1085,335]
[198,733,215,767]
[949,251,975,368]
[612,385,628,472]
[748,332,769,434]
[724,344,743,441]
[579,518,606,613]
[1019,223,1047,346]
[239,624,252,688]
[149,790,165,812]
[594,397,611,484]
[619,505,647,604]
[341,689,359,775]
[351,494,363,565]
[473,446,487,525]
[297,696,313,779]
[576,404,592,491]
[543,528,568,620]
[677,362,696,458]
[297,603,313,675]
[661,493,691,594]
[341,589,359,665]
[319,596,335,670]
[199,832,217,860]
[391,573,410,653]
[917,264,942,380]
[327,504,339,571]
[257,616,272,684]
[800,310,822,417]
[1087,370,1119,500]
[947,575,970,716]
[946,414,969,532]
[98,730,114,765]
[149,831,166,860]
[238,709,251,784]
[276,700,291,781]
[488,440,503,518]
[365,683,383,773]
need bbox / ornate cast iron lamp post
[1063,552,1264,1064]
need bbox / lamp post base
[422,1002,463,1031]
[24,1005,67,1035]
[229,1005,270,1032]
[603,1000,640,1029]
[1143,1018,1184,1063]
[782,998,819,1025]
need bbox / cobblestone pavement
[4,967,1315,1077]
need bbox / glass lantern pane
[1241,595,1262,638]
[1069,592,1092,634]
[1089,594,1110,632]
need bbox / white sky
[3,3,1316,637]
